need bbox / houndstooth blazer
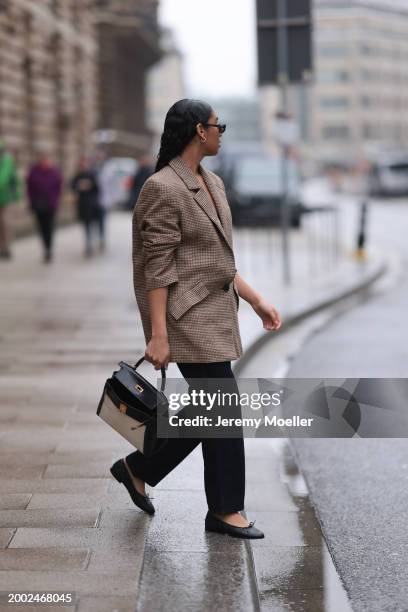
[132,155,243,363]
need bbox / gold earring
[200,137,207,143]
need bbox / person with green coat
[0,140,21,259]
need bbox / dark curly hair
[155,99,213,172]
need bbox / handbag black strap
[133,356,166,392]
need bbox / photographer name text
[168,415,314,428]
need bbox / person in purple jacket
[26,152,63,263]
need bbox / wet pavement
[0,212,383,611]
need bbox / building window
[319,70,350,84]
[360,43,380,57]
[316,44,350,58]
[322,125,350,140]
[315,28,347,41]
[361,95,375,108]
[362,124,378,139]
[369,28,406,42]
[361,69,380,82]
[320,97,350,110]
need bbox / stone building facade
[0,0,161,236]
[0,0,98,178]
[0,0,98,233]
[94,0,162,156]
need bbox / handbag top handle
[133,356,166,392]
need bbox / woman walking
[110,99,282,539]
[71,157,100,257]
[26,152,63,263]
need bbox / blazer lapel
[199,166,234,252]
[168,156,233,253]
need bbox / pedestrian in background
[126,153,154,211]
[26,152,63,263]
[71,156,100,257]
[0,140,21,260]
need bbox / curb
[244,539,263,612]
[233,257,388,378]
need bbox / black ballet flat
[110,459,155,516]
[205,511,265,539]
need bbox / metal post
[356,201,368,260]
[277,0,291,285]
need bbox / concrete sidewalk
[0,213,385,611]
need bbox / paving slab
[54,439,131,452]
[0,422,65,433]
[27,494,105,510]
[0,571,138,596]
[244,482,300,512]
[0,450,115,467]
[86,548,144,574]
[0,479,110,494]
[96,509,151,531]
[0,495,32,510]
[42,462,112,479]
[0,529,16,548]
[9,526,147,550]
[0,441,58,453]
[14,414,72,426]
[75,597,136,612]
[135,549,257,612]
[0,548,90,571]
[0,466,46,480]
[260,589,327,612]
[252,546,325,591]
[0,509,99,528]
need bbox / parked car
[368,150,408,197]
[203,141,266,186]
[224,155,303,228]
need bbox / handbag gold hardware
[119,403,127,414]
[135,384,144,392]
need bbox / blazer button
[222,283,230,292]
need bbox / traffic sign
[256,0,313,85]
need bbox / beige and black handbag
[97,357,168,457]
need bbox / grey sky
[158,0,408,99]
[158,0,257,99]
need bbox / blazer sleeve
[135,179,182,291]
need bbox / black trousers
[33,208,56,254]
[126,361,245,513]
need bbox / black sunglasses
[203,123,226,134]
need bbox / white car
[368,151,408,197]
[98,157,137,210]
